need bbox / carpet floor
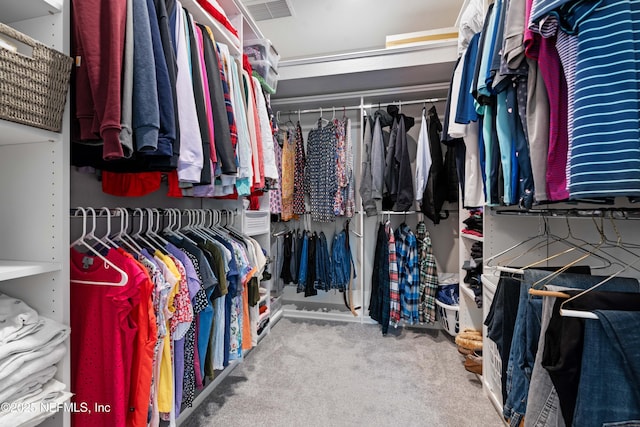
[183,317,504,427]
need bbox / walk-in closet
[0,0,638,426]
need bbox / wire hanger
[559,253,640,320]
[486,216,546,266]
[70,207,128,286]
[527,217,611,292]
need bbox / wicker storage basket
[0,23,72,132]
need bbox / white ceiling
[244,0,464,60]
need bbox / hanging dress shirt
[173,2,204,183]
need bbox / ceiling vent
[244,0,294,21]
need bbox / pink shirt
[524,0,569,201]
[70,247,144,427]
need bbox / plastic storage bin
[244,38,280,69]
[241,210,270,236]
[436,299,460,336]
[250,59,278,93]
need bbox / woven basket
[0,23,72,132]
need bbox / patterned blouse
[293,121,307,215]
[306,120,338,223]
[281,130,296,221]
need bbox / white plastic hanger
[113,207,143,256]
[98,207,119,248]
[164,208,198,245]
[131,208,164,253]
[145,208,169,248]
[83,207,112,253]
[70,207,128,286]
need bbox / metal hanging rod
[70,207,238,217]
[377,209,457,215]
[493,207,640,219]
[277,104,362,116]
[276,97,446,117]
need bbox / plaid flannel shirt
[417,221,438,323]
[386,223,401,325]
[395,224,420,324]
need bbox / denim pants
[575,310,640,427]
[314,232,331,291]
[543,286,640,427]
[524,288,564,427]
[297,232,308,293]
[485,272,522,404]
[331,230,354,291]
[503,269,636,426]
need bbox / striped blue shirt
[533,0,640,198]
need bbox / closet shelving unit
[238,205,274,341]
[271,89,461,328]
[457,207,483,333]
[0,1,70,427]
[480,201,640,416]
[61,0,281,425]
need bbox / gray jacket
[359,116,377,216]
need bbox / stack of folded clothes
[462,257,483,308]
[461,208,483,238]
[0,293,72,427]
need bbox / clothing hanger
[113,207,143,256]
[565,214,640,274]
[559,252,640,320]
[70,207,128,286]
[161,208,177,236]
[139,208,166,250]
[83,207,112,253]
[131,208,165,254]
[528,217,609,291]
[488,215,609,276]
[199,209,226,241]
[98,207,119,248]
[147,208,170,247]
[318,107,330,127]
[185,209,214,243]
[163,208,198,245]
[485,216,550,271]
[521,216,612,274]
